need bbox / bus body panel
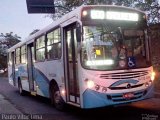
[81,67,154,108]
[82,85,154,108]
[7,5,154,109]
[79,66,154,108]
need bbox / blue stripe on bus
[33,68,50,97]
[17,66,50,98]
[83,86,154,109]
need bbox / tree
[48,0,134,20]
[0,32,21,49]
[29,29,40,35]
[135,0,160,24]
[0,32,21,72]
[49,0,160,24]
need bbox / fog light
[95,84,100,91]
[145,82,149,87]
[151,71,156,81]
[149,80,152,85]
[102,87,107,92]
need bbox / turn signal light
[151,71,156,81]
[61,89,66,95]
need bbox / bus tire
[50,85,65,111]
[18,80,25,96]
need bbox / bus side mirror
[76,22,81,43]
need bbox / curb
[0,94,22,114]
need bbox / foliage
[29,29,40,35]
[0,32,21,71]
[0,32,21,49]
[49,0,160,24]
[135,0,160,24]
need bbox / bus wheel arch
[49,79,65,110]
[18,77,25,96]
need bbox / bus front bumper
[82,85,154,109]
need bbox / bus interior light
[47,46,52,50]
[91,10,105,19]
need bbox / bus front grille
[107,90,147,102]
[100,70,149,80]
[109,83,144,90]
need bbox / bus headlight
[85,79,94,89]
[151,71,156,81]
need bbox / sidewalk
[0,94,22,114]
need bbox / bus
[8,5,155,110]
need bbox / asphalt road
[0,77,159,120]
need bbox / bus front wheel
[50,85,65,110]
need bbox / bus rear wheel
[50,85,65,111]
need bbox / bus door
[11,52,16,86]
[27,43,36,95]
[64,23,80,104]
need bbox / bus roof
[8,5,145,52]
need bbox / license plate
[123,93,134,99]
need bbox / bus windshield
[81,25,151,70]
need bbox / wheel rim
[54,91,61,105]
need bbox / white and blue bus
[8,5,155,110]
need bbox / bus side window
[47,28,61,60]
[8,53,12,66]
[35,35,45,61]
[21,45,26,64]
[15,48,21,64]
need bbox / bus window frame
[80,25,151,71]
[35,34,46,62]
[20,44,27,64]
[15,47,21,65]
[7,52,12,66]
[46,26,62,61]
